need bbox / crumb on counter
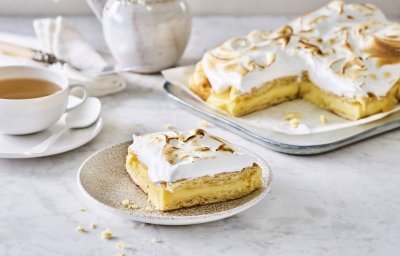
[199,119,211,128]
[90,222,97,229]
[79,208,86,212]
[76,225,87,233]
[319,114,328,124]
[284,112,302,121]
[101,229,113,239]
[163,123,173,130]
[289,118,300,128]
[151,237,162,243]
[116,253,124,256]
[116,241,126,249]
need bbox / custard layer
[126,151,262,211]
[300,81,400,120]
[189,62,400,120]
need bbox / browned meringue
[201,1,400,99]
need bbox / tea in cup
[0,66,88,135]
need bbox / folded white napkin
[0,16,126,97]
[33,16,108,71]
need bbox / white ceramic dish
[77,141,272,225]
[164,81,400,154]
[0,96,103,158]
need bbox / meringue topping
[365,36,400,67]
[129,129,257,183]
[201,1,400,98]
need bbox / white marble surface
[0,16,400,256]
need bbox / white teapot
[87,0,191,73]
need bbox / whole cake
[189,1,400,120]
[125,129,262,211]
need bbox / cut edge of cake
[189,61,400,120]
[126,150,263,211]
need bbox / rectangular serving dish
[164,81,400,154]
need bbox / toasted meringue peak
[365,36,400,67]
[129,129,257,183]
[201,1,400,98]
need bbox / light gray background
[0,0,399,16]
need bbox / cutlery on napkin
[0,16,126,97]
[0,39,147,77]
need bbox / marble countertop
[0,15,399,256]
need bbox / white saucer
[78,141,272,225]
[0,96,103,158]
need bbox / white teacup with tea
[0,66,88,135]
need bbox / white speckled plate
[0,96,103,158]
[77,141,272,225]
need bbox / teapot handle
[86,0,107,20]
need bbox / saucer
[77,141,272,225]
[0,96,103,158]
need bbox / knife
[0,40,62,65]
[0,40,145,76]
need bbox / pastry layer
[208,77,300,117]
[189,62,300,117]
[126,151,263,211]
[300,80,400,120]
[189,62,400,120]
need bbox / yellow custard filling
[126,152,262,211]
[189,62,400,120]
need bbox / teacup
[0,66,88,135]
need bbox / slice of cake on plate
[125,129,262,211]
[189,1,400,120]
